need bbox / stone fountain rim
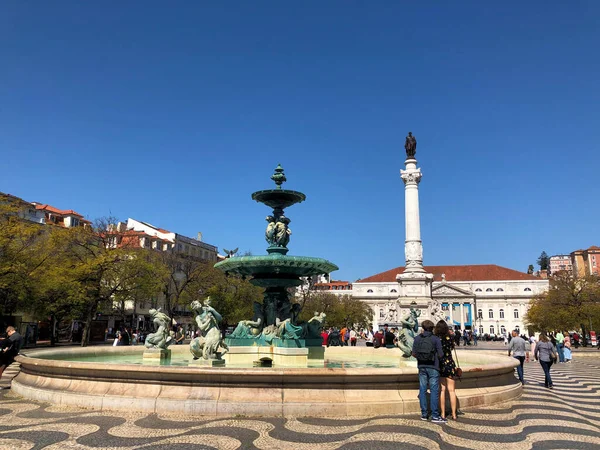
[16,346,518,379]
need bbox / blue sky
[2,2,599,281]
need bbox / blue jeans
[540,360,553,387]
[513,356,525,382]
[556,343,565,362]
[418,367,440,418]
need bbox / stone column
[459,303,465,330]
[400,159,424,273]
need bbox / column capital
[400,168,422,186]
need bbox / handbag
[453,345,463,379]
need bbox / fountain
[214,164,337,366]
[11,164,522,417]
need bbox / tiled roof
[35,204,84,217]
[357,264,540,283]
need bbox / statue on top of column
[404,132,417,159]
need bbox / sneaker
[431,417,448,424]
[420,416,428,421]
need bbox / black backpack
[414,334,436,363]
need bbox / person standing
[434,320,458,420]
[529,335,537,362]
[365,328,374,347]
[534,332,557,389]
[508,330,526,385]
[555,330,565,363]
[563,332,572,363]
[0,326,23,379]
[473,330,478,346]
[349,329,357,346]
[412,320,445,423]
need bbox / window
[379,309,385,318]
[499,309,505,319]
[488,309,494,319]
[524,288,532,292]
[390,289,397,293]
[475,288,482,292]
[490,325,495,334]
[477,309,483,319]
[500,325,506,335]
[497,288,504,292]
[367,289,373,293]
[479,325,484,335]
[486,288,493,292]
[513,309,519,319]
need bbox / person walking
[555,330,565,363]
[534,332,557,389]
[434,320,458,420]
[412,320,445,423]
[529,335,537,362]
[508,330,526,385]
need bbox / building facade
[353,264,548,336]
[571,246,600,277]
[549,255,572,276]
[32,203,91,228]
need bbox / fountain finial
[270,164,287,189]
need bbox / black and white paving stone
[0,357,598,449]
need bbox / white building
[353,264,548,335]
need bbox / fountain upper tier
[215,254,338,288]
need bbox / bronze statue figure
[404,132,417,159]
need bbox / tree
[298,292,372,330]
[527,264,534,275]
[54,218,165,346]
[525,272,600,343]
[0,199,54,320]
[537,251,550,271]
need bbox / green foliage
[298,292,372,330]
[525,272,600,332]
[527,264,534,274]
[537,251,550,271]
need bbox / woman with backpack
[434,320,458,420]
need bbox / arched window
[524,288,532,292]
[488,309,494,319]
[490,325,495,334]
[379,309,385,318]
[367,289,373,293]
[497,288,504,292]
[486,288,493,292]
[477,309,483,319]
[500,325,506,335]
[479,325,484,335]
[475,288,482,292]
[513,309,519,319]
[499,309,505,319]
[390,289,397,293]
[515,325,520,332]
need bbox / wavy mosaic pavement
[1,358,599,449]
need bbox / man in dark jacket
[412,320,445,423]
[0,326,23,378]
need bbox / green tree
[54,218,165,346]
[537,251,550,271]
[299,292,372,330]
[0,199,54,319]
[525,272,600,342]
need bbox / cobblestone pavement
[0,357,599,450]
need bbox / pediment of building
[432,282,474,297]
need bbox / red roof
[357,264,539,283]
[35,204,84,217]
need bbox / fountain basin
[13,346,521,417]
[214,254,338,285]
